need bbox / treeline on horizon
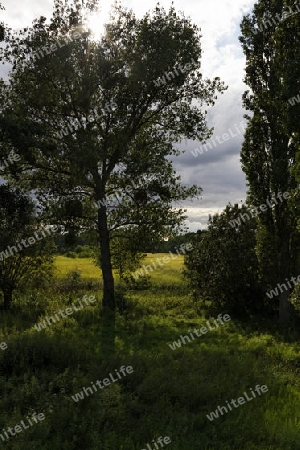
[54,230,199,256]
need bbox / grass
[54,253,184,282]
[54,255,102,279]
[0,255,299,449]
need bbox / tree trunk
[97,202,116,355]
[2,287,13,310]
[94,171,116,354]
[98,206,115,310]
[277,230,292,325]
[278,289,291,325]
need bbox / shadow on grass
[0,282,299,449]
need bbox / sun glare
[86,4,113,40]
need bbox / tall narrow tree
[0,3,4,42]
[240,0,300,323]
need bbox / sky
[0,0,256,231]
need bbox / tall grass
[0,255,299,449]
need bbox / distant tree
[239,0,300,323]
[184,204,265,317]
[0,186,54,309]
[110,229,146,282]
[136,231,197,253]
[159,232,197,253]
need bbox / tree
[144,231,197,253]
[0,185,53,309]
[0,0,226,313]
[239,0,300,323]
[0,3,4,42]
[184,204,264,317]
[109,228,146,283]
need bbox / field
[0,254,299,449]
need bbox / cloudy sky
[1,0,256,231]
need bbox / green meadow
[0,254,299,449]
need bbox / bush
[74,245,95,258]
[65,251,77,258]
[50,270,102,293]
[184,204,265,317]
[290,282,300,312]
[121,273,151,290]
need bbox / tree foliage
[0,2,4,42]
[0,186,54,309]
[110,229,146,283]
[184,204,264,317]
[0,0,226,310]
[239,0,300,322]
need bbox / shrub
[184,204,265,317]
[290,283,300,313]
[74,245,94,258]
[65,251,77,258]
